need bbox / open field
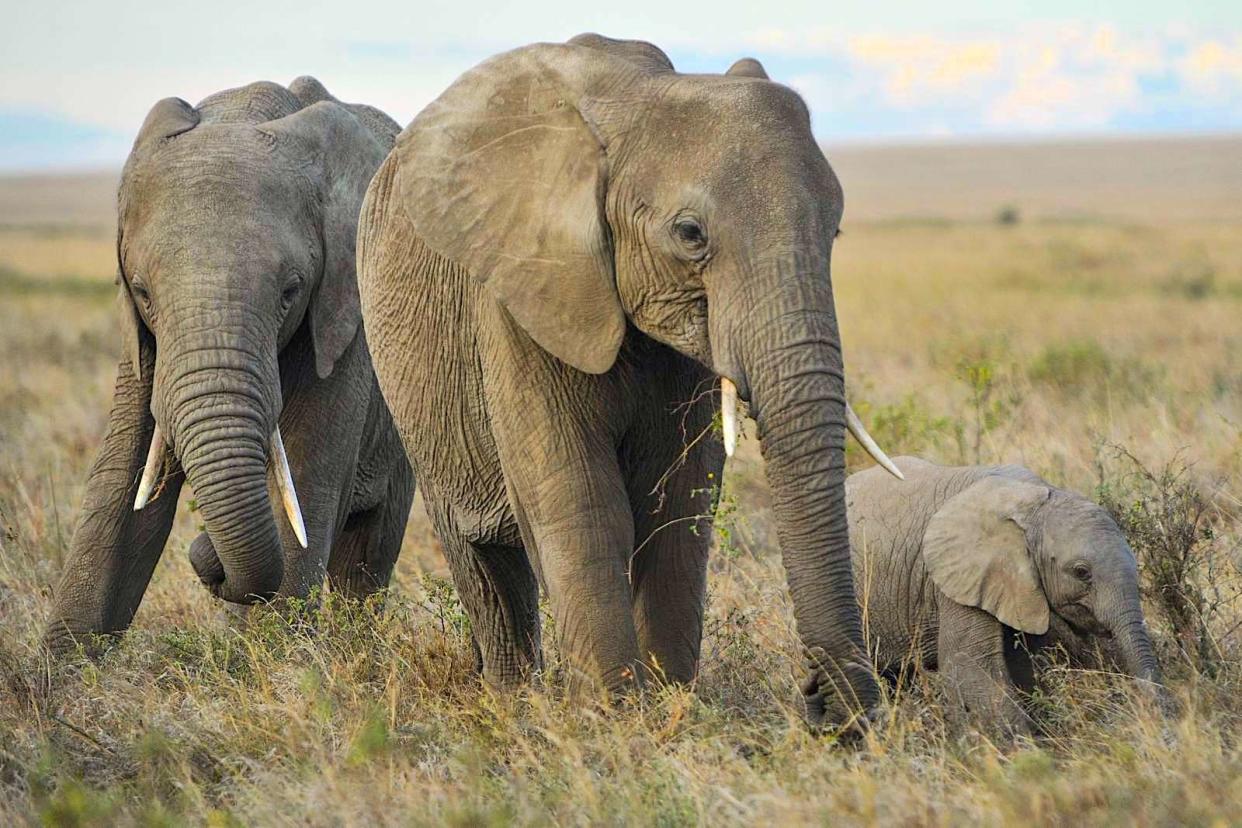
[1,136,1240,824]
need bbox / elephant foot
[41,619,116,662]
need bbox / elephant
[846,456,1164,734]
[357,33,898,726]
[44,77,415,655]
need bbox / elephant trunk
[1095,576,1175,716]
[740,299,879,726]
[1101,591,1162,686]
[159,346,286,603]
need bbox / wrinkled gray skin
[358,34,877,726]
[45,78,414,654]
[847,457,1163,734]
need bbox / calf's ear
[922,475,1052,634]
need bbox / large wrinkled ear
[288,75,401,146]
[131,97,199,153]
[395,45,627,374]
[568,33,674,73]
[726,58,770,79]
[115,272,146,379]
[263,102,389,378]
[923,475,1052,634]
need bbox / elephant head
[112,79,394,603]
[923,473,1163,689]
[389,34,892,721]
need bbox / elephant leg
[503,459,639,692]
[482,316,641,692]
[439,529,542,688]
[623,371,722,684]
[327,466,415,600]
[45,356,184,657]
[938,599,1033,736]
[268,334,374,599]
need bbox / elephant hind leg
[432,516,542,688]
[327,467,415,600]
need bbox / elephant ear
[262,101,390,378]
[129,97,199,154]
[394,44,628,374]
[923,474,1053,634]
[726,58,770,79]
[567,33,674,73]
[115,270,147,380]
[117,98,199,378]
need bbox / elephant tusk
[133,425,166,510]
[270,426,308,549]
[846,403,904,480]
[720,377,739,458]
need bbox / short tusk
[720,377,739,458]
[846,403,904,480]
[133,425,166,510]
[270,426,308,549]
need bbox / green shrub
[846,394,956,470]
[1095,447,1238,675]
[995,205,1021,226]
[1029,340,1161,401]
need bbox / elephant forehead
[1040,496,1129,554]
[124,127,305,215]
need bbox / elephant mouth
[1054,605,1108,639]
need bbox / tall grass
[1,200,1240,824]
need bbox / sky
[2,0,1240,170]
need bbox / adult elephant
[358,34,894,726]
[45,77,414,655]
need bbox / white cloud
[1178,36,1242,99]
[2,7,1241,168]
[846,34,1002,104]
[745,23,1242,135]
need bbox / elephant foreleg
[502,447,640,693]
[937,599,1034,736]
[45,357,183,656]
[622,371,722,684]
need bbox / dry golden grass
[1,138,1240,825]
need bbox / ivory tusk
[270,426,308,549]
[720,377,739,458]
[133,425,166,510]
[846,403,904,480]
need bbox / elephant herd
[42,34,1165,737]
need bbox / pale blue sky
[2,0,1240,169]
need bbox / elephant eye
[130,278,152,311]
[671,216,708,256]
[280,275,303,309]
[1070,562,1091,582]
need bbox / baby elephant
[847,457,1162,733]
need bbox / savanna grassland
[1,137,1240,825]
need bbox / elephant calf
[846,457,1163,733]
[45,77,414,655]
